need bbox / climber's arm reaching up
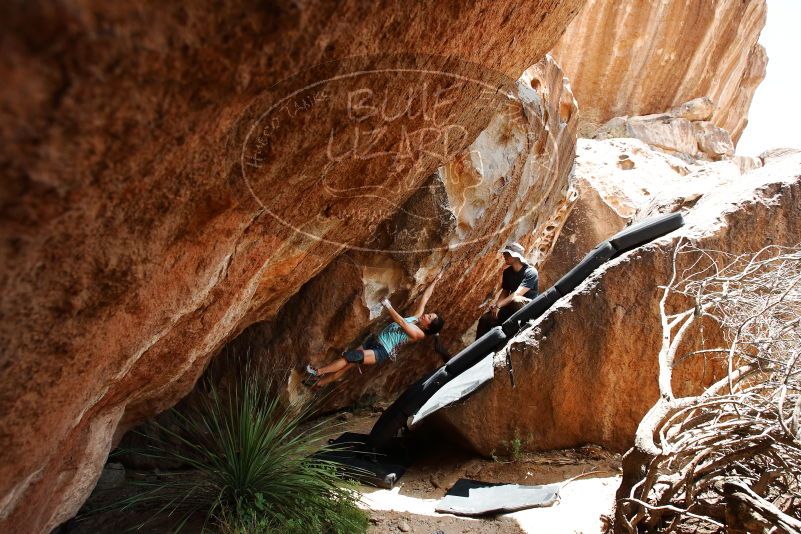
[383,300,426,341]
[413,272,442,318]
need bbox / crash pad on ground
[315,432,409,488]
[435,478,560,516]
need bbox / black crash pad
[369,368,441,446]
[368,403,409,447]
[411,352,495,426]
[554,241,616,296]
[314,432,409,489]
[445,326,506,376]
[435,478,560,516]
[501,286,560,336]
[609,212,684,254]
[371,327,506,447]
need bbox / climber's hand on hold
[381,298,393,310]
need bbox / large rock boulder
[760,147,801,164]
[592,99,736,162]
[540,137,744,287]
[622,114,699,156]
[431,146,801,456]
[0,3,585,531]
[213,56,579,412]
[669,96,715,122]
[550,0,767,143]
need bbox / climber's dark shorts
[344,335,390,364]
[364,335,391,363]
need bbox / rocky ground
[368,510,523,534]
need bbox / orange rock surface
[213,55,579,413]
[433,147,801,456]
[550,0,767,143]
[0,2,583,531]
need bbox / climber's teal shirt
[377,316,417,357]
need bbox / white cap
[500,242,526,262]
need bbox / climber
[304,274,445,387]
[475,242,538,339]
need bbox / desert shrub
[115,372,368,533]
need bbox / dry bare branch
[615,242,801,533]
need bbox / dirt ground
[368,509,524,533]
[66,408,621,533]
[332,408,622,534]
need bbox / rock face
[432,146,801,456]
[540,137,745,287]
[592,99,735,162]
[215,56,578,413]
[760,147,801,164]
[0,3,585,532]
[550,0,767,143]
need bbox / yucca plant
[111,373,368,533]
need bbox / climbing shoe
[302,364,320,387]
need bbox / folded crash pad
[371,328,505,447]
[368,405,408,448]
[435,478,560,516]
[369,369,442,446]
[410,352,495,426]
[445,326,506,376]
[501,286,560,337]
[315,432,409,489]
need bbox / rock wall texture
[0,2,585,531]
[432,146,801,456]
[550,0,767,143]
[215,56,578,413]
[592,97,736,162]
[540,137,746,288]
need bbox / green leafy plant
[111,373,368,533]
[509,431,523,462]
[499,428,525,462]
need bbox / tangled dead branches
[615,240,801,533]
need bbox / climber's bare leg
[317,357,349,376]
[316,364,353,387]
[315,349,378,387]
